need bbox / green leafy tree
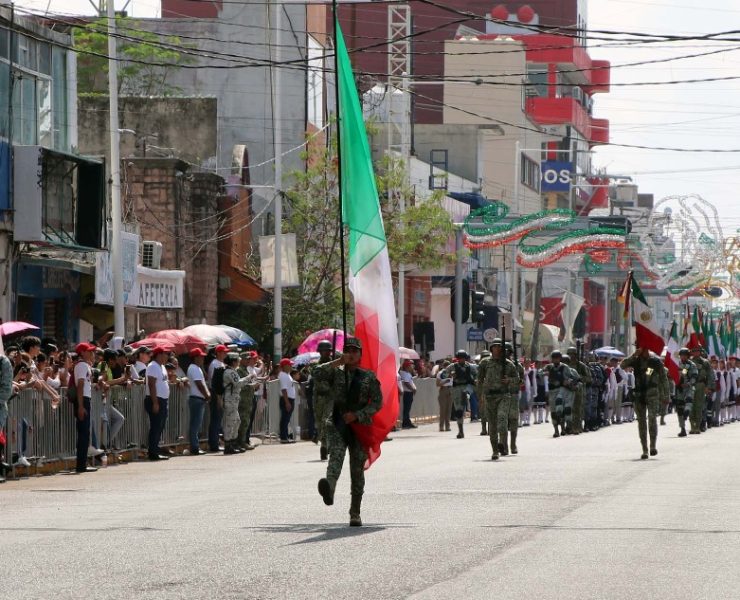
[75,17,192,95]
[263,139,456,353]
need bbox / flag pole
[333,0,348,339]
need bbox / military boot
[553,422,560,438]
[640,445,649,460]
[510,430,518,455]
[318,478,335,506]
[678,427,687,437]
[349,495,362,527]
[456,420,464,439]
[319,445,328,461]
[480,421,488,436]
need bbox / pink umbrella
[298,329,345,354]
[146,329,207,354]
[0,321,39,337]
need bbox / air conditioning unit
[142,241,163,269]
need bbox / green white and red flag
[622,271,664,354]
[664,320,681,385]
[690,306,703,349]
[336,20,399,468]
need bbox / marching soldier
[316,337,382,527]
[566,347,592,434]
[442,350,475,439]
[504,342,524,454]
[311,340,335,460]
[690,346,712,434]
[482,339,519,460]
[476,350,492,436]
[544,351,579,437]
[676,348,698,437]
[620,347,669,459]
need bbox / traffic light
[450,279,469,323]
[471,289,485,324]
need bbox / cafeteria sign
[135,266,185,309]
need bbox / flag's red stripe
[635,322,664,354]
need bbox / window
[307,36,324,129]
[520,154,540,192]
[51,46,68,151]
[526,65,548,98]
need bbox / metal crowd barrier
[1,377,446,478]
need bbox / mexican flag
[336,20,399,468]
[623,272,664,354]
[690,306,703,349]
[664,321,681,385]
[707,318,723,358]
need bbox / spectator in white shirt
[278,358,296,443]
[187,348,210,456]
[72,343,97,474]
[145,346,171,461]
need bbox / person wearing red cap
[145,346,171,461]
[187,348,210,455]
[278,357,296,443]
[207,344,229,452]
[72,342,98,473]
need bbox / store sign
[95,231,140,306]
[541,161,573,192]
[467,328,484,342]
[134,266,185,309]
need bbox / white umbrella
[399,346,420,360]
[594,346,625,358]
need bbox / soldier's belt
[486,388,506,393]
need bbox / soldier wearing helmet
[543,350,579,438]
[480,338,519,460]
[440,349,475,439]
[675,348,698,437]
[566,346,592,435]
[310,339,337,460]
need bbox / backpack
[211,366,226,395]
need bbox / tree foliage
[270,139,456,353]
[74,17,192,96]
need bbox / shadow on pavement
[245,523,415,545]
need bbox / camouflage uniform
[442,354,475,438]
[690,354,712,434]
[676,355,698,436]
[476,355,491,436]
[621,353,669,458]
[482,348,519,459]
[567,350,592,434]
[544,358,579,436]
[504,350,525,453]
[315,345,382,525]
[222,365,250,452]
[310,355,333,457]
[236,364,255,449]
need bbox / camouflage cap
[344,337,362,350]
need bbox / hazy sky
[13,0,740,231]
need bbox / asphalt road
[3,415,740,600]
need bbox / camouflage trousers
[548,388,574,427]
[675,394,693,431]
[222,393,241,441]
[485,394,508,455]
[237,393,254,445]
[634,393,658,451]
[451,386,468,423]
[326,423,367,497]
[690,384,706,432]
[572,386,584,433]
[315,395,330,447]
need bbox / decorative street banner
[540,161,572,193]
[95,231,140,307]
[134,266,185,310]
[259,233,299,288]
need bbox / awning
[19,253,95,276]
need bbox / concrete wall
[78,96,218,168]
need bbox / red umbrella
[132,329,206,355]
[130,338,176,353]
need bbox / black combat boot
[456,421,464,439]
[349,495,362,527]
[510,430,518,455]
[318,478,335,506]
[320,445,328,461]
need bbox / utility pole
[511,140,521,328]
[454,227,464,350]
[107,0,125,337]
[387,3,410,346]
[271,0,283,362]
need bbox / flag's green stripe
[336,21,387,274]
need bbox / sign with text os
[541,161,572,193]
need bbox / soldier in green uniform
[566,347,592,435]
[504,342,524,454]
[620,347,669,459]
[476,349,492,436]
[441,350,475,439]
[311,340,335,460]
[236,352,256,451]
[316,337,382,527]
[676,348,698,437]
[544,351,579,437]
[690,346,712,434]
[482,339,519,460]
